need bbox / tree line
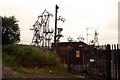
[2,16,20,45]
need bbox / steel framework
[30,9,53,49]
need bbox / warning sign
[76,50,80,57]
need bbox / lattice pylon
[30,9,53,49]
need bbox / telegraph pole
[54,5,65,52]
[54,4,59,44]
[54,4,59,53]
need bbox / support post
[54,5,59,44]
[106,44,111,80]
[117,44,120,80]
[114,45,117,80]
[54,4,59,53]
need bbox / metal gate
[68,44,120,80]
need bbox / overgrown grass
[2,44,69,74]
[2,44,86,79]
[10,64,68,75]
[2,44,60,66]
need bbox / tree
[2,16,20,45]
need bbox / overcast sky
[0,0,119,45]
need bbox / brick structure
[52,42,88,64]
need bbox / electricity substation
[30,5,120,80]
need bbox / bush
[2,44,60,68]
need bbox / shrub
[2,44,60,68]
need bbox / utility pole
[54,4,59,53]
[54,4,65,52]
[54,4,59,44]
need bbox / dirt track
[2,64,78,79]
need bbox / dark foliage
[2,44,60,68]
[2,16,20,45]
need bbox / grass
[0,45,2,60]
[2,44,68,74]
[11,64,68,75]
[11,65,85,79]
[2,44,60,67]
[3,52,72,76]
[2,44,85,79]
[0,53,2,61]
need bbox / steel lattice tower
[90,30,99,46]
[30,9,53,49]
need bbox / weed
[2,44,60,68]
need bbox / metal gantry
[90,30,99,46]
[30,9,53,49]
[30,5,65,49]
[86,27,99,46]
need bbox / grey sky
[0,0,119,45]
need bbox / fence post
[117,44,120,80]
[106,44,111,80]
[114,44,118,80]
[68,46,71,72]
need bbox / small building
[52,42,88,64]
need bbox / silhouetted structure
[30,9,53,49]
[77,35,85,42]
[90,30,99,46]
[67,36,73,42]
